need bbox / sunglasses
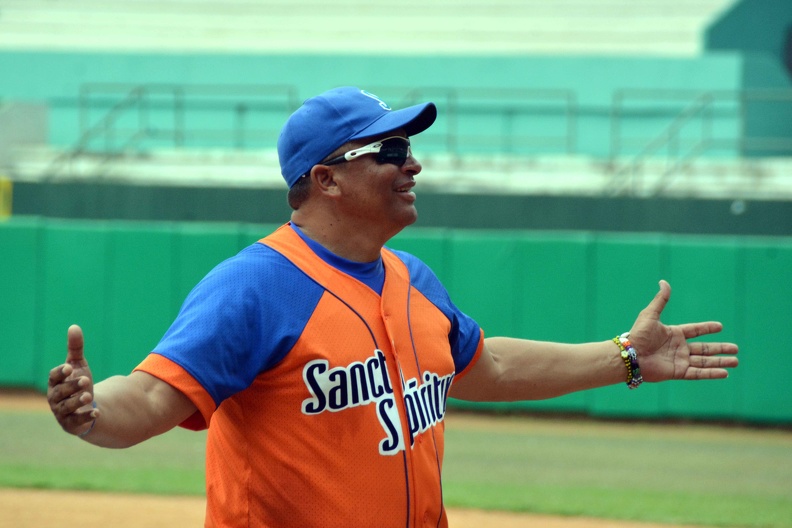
[322,136,412,167]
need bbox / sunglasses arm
[343,142,384,161]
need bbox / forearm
[83,372,194,449]
[452,337,626,402]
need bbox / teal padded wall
[1,217,789,425]
[38,221,112,384]
[663,239,741,420]
[105,224,175,375]
[514,234,594,412]
[739,241,792,422]
[0,217,41,387]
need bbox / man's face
[330,132,422,235]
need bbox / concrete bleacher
[0,0,737,56]
[11,141,792,203]
[3,0,791,204]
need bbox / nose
[402,152,422,176]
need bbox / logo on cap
[360,90,391,111]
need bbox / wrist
[77,400,98,438]
[612,333,643,389]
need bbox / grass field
[442,413,792,527]
[1,403,790,527]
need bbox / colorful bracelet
[77,400,98,439]
[613,333,643,389]
[612,336,633,385]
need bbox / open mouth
[395,182,415,193]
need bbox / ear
[311,165,340,196]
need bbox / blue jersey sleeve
[153,243,325,406]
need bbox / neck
[291,211,394,263]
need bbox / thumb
[644,280,671,319]
[66,324,85,364]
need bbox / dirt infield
[0,390,703,528]
[0,488,705,528]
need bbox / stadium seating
[0,0,737,56]
[1,0,791,203]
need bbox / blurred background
[1,0,791,427]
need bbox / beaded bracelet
[77,400,98,439]
[620,333,643,389]
[613,333,643,389]
[612,336,633,385]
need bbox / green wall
[2,216,788,425]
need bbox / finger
[60,405,99,434]
[48,375,91,407]
[67,324,85,364]
[684,367,731,380]
[690,341,739,357]
[48,363,73,389]
[643,280,671,319]
[689,354,739,369]
[56,389,94,418]
[678,321,724,339]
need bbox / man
[48,86,739,528]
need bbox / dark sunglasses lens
[376,138,410,165]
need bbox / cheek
[353,169,392,198]
[338,163,400,206]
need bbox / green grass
[0,411,205,495]
[1,408,791,527]
[442,413,792,527]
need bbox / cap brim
[350,102,437,141]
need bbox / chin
[404,210,418,227]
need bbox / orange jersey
[136,223,483,527]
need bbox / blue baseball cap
[277,87,437,188]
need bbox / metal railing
[368,86,578,157]
[41,84,792,194]
[65,84,579,154]
[609,89,792,196]
[44,83,301,178]
[77,83,301,150]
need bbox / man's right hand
[47,324,98,436]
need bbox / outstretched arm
[450,280,739,402]
[47,325,197,448]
